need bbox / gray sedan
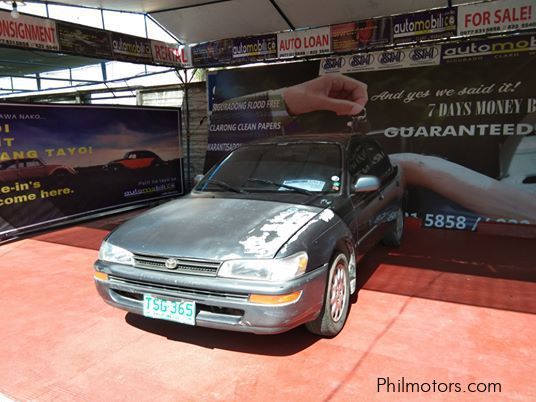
[94,133,405,337]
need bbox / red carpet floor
[0,216,534,401]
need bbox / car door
[346,137,383,256]
[0,160,20,181]
[20,159,47,179]
[361,140,399,244]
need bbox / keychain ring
[355,107,367,121]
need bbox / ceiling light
[11,1,19,19]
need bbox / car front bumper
[94,260,328,334]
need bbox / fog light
[249,291,302,305]
[94,271,109,281]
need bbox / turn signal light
[94,271,109,281]
[249,291,302,305]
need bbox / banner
[393,8,456,43]
[458,0,536,36]
[232,34,277,63]
[110,32,153,63]
[151,40,192,67]
[205,39,536,232]
[278,27,331,58]
[442,32,536,63]
[0,104,183,239]
[331,17,392,52]
[0,10,58,51]
[191,39,233,67]
[320,45,441,74]
[57,21,112,58]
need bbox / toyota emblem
[165,258,178,269]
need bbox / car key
[347,108,370,134]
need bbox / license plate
[142,294,196,325]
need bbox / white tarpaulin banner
[458,0,536,36]
[319,45,441,74]
[278,27,331,58]
[151,40,192,68]
[0,11,58,51]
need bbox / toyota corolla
[94,133,405,337]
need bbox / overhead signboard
[0,10,58,51]
[393,8,457,43]
[57,21,112,58]
[151,40,192,68]
[231,34,278,63]
[278,27,331,58]
[442,33,536,63]
[319,45,441,74]
[191,39,233,67]
[458,0,536,36]
[110,32,153,63]
[331,17,392,52]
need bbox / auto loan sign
[458,0,535,36]
[0,10,58,51]
[278,27,331,58]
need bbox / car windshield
[198,142,342,194]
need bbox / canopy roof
[37,0,472,43]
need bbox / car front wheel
[306,253,350,337]
[382,207,404,247]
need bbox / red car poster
[0,104,183,240]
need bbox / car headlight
[98,240,134,266]
[218,251,308,282]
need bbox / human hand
[281,74,368,116]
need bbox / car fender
[275,209,354,274]
[48,165,76,175]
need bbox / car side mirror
[354,175,380,193]
[193,174,204,185]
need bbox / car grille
[109,276,249,302]
[133,254,221,276]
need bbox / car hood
[107,196,324,260]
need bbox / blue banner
[0,104,183,239]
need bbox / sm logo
[409,47,439,61]
[322,57,346,70]
[379,51,405,64]
[350,54,374,67]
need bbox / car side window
[364,141,393,181]
[25,160,42,168]
[347,140,370,182]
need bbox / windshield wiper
[204,179,246,194]
[247,178,313,195]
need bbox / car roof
[246,133,368,147]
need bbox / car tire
[382,207,404,247]
[53,168,73,177]
[306,253,350,338]
[110,164,123,172]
